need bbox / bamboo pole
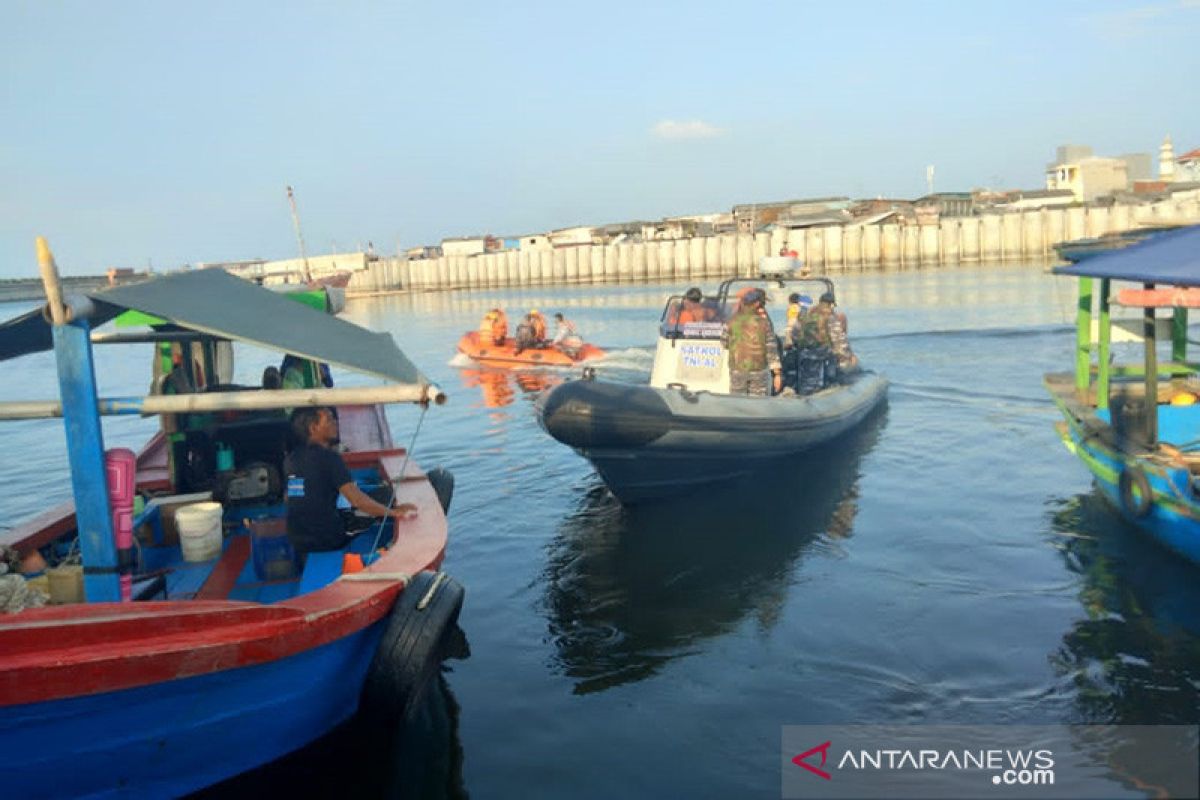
[36,237,66,325]
[0,383,446,421]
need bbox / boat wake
[585,347,654,371]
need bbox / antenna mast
[286,185,312,283]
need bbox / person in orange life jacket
[490,308,508,344]
[479,308,508,345]
[721,288,782,396]
[285,407,416,555]
[529,309,547,341]
[667,287,714,326]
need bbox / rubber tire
[1118,465,1153,518]
[361,570,466,726]
[427,467,455,514]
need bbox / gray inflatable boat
[535,269,888,503]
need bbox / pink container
[112,508,133,545]
[105,448,137,511]
[105,449,137,602]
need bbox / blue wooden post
[53,318,120,602]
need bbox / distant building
[405,245,442,260]
[1055,144,1094,164]
[441,237,487,257]
[733,197,851,233]
[1046,154,1129,202]
[1045,142,1155,202]
[519,234,551,251]
[988,189,1076,211]
[106,266,134,286]
[849,198,915,224]
[591,220,647,245]
[914,192,975,218]
[1119,152,1153,182]
[641,218,702,241]
[1176,147,1200,182]
[547,226,596,247]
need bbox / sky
[2,0,1198,276]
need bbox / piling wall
[348,199,1200,295]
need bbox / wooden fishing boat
[1046,224,1200,564]
[456,330,605,369]
[0,242,465,798]
[537,266,887,503]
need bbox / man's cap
[743,288,766,305]
[788,292,800,303]
[798,294,814,306]
[684,287,702,302]
[819,292,835,305]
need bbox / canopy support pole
[1097,278,1111,411]
[1075,277,1093,396]
[39,238,120,603]
[1144,283,1158,445]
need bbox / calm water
[4,264,1200,798]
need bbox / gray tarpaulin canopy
[0,269,427,386]
[1053,225,1200,286]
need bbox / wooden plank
[195,536,252,601]
[0,500,76,555]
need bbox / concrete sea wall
[347,198,1200,296]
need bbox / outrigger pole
[37,237,121,603]
[0,383,446,421]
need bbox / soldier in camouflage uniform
[793,293,857,393]
[721,288,782,396]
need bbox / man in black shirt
[285,407,414,554]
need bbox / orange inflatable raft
[456,331,605,368]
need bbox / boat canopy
[1053,225,1200,286]
[0,269,427,387]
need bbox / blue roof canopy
[1053,225,1200,286]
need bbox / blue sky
[2,0,1198,276]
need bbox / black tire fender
[1118,465,1152,518]
[426,467,455,514]
[361,570,466,725]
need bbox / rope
[368,403,429,555]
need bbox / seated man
[514,309,547,355]
[285,407,415,555]
[490,308,508,345]
[792,293,856,393]
[552,313,584,358]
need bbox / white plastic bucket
[176,501,224,562]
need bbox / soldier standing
[721,288,782,396]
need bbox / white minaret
[1160,134,1176,182]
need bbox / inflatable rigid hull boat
[536,370,887,503]
[535,266,888,503]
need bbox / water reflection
[541,406,888,694]
[197,673,468,799]
[458,367,562,409]
[1048,491,1200,725]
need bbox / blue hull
[1061,422,1200,565]
[1,622,385,799]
